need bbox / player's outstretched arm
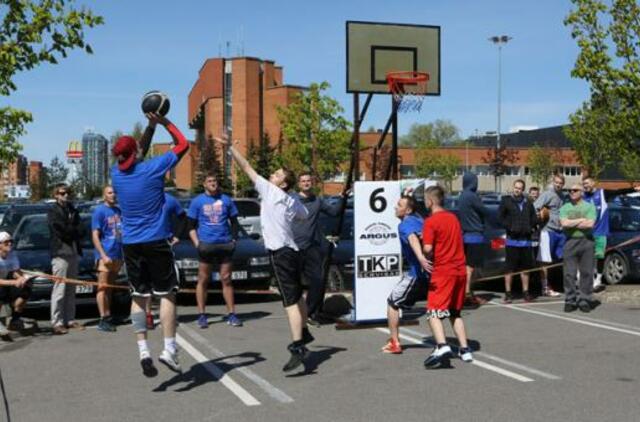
[212,136,258,182]
[148,113,189,159]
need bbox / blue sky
[5,0,588,164]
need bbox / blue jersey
[162,193,184,238]
[187,193,238,244]
[398,213,427,279]
[583,188,609,237]
[111,151,179,244]
[91,204,123,260]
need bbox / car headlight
[249,257,270,266]
[176,259,199,269]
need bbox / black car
[0,203,52,234]
[12,214,131,312]
[603,204,640,284]
[319,210,354,291]
[171,223,273,292]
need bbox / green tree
[277,82,351,181]
[526,143,563,187]
[1,1,103,168]
[564,0,640,177]
[236,135,278,196]
[620,150,640,183]
[45,155,68,193]
[482,141,519,189]
[415,140,461,191]
[400,120,462,147]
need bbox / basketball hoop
[386,71,430,113]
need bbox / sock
[164,337,177,354]
[137,339,150,358]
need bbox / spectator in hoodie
[533,174,566,297]
[457,172,491,305]
[498,179,538,303]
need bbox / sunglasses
[569,189,582,193]
[57,191,69,196]
[1,240,13,245]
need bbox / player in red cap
[111,113,188,377]
[421,185,473,369]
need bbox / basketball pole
[353,93,360,182]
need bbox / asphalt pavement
[2,290,640,422]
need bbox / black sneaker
[503,292,513,304]
[564,303,578,313]
[578,301,591,313]
[593,284,606,293]
[140,356,158,378]
[283,343,309,372]
[588,298,602,309]
[523,291,535,303]
[302,327,315,345]
[424,345,452,369]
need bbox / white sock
[137,339,150,358]
[594,273,602,287]
[164,337,177,354]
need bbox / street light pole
[489,35,512,192]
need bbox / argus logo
[360,222,398,245]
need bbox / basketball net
[386,71,430,113]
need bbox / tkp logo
[360,222,398,246]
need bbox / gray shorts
[387,275,423,310]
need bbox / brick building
[152,141,199,191]
[28,161,43,186]
[0,155,28,197]
[188,56,306,189]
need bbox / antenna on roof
[240,25,245,56]
[226,41,230,57]
[218,31,222,57]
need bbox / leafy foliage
[0,0,103,167]
[526,143,565,187]
[415,140,461,191]
[564,0,640,179]
[400,120,462,147]
[44,155,68,194]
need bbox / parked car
[0,204,10,223]
[234,198,261,237]
[172,222,273,292]
[603,204,640,284]
[0,204,52,234]
[319,210,354,291]
[12,214,131,312]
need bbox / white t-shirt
[254,176,308,251]
[0,251,20,279]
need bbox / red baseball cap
[112,136,138,171]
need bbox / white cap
[0,232,12,243]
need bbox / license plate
[212,271,247,281]
[75,284,94,294]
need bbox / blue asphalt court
[2,294,640,422]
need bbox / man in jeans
[48,183,84,335]
[560,184,596,313]
[291,172,340,326]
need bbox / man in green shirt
[559,184,596,313]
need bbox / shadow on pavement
[177,311,271,325]
[286,346,348,378]
[153,351,266,393]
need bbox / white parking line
[375,327,534,383]
[176,333,261,407]
[489,300,640,338]
[400,327,562,381]
[180,324,294,404]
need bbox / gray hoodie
[533,187,566,231]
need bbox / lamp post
[489,35,512,192]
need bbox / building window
[475,165,491,176]
[504,166,521,176]
[524,166,530,176]
[400,165,415,178]
[562,166,581,176]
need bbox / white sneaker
[543,288,561,297]
[0,321,10,340]
[159,349,182,373]
[423,345,452,369]
[458,347,474,362]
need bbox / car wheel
[326,265,344,292]
[604,253,628,285]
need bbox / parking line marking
[176,334,261,406]
[489,300,640,338]
[399,327,562,380]
[179,325,294,404]
[375,328,534,383]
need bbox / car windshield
[609,208,640,232]
[14,214,93,250]
[319,211,354,240]
[0,206,50,231]
[235,200,260,217]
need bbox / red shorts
[426,274,466,318]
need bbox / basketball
[539,207,550,224]
[141,90,170,116]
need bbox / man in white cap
[0,232,33,340]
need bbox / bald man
[91,185,123,332]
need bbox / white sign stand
[352,179,433,322]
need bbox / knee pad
[131,311,147,334]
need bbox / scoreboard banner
[353,179,432,321]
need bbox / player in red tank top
[421,185,474,368]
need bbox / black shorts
[0,284,31,304]
[269,247,303,307]
[505,246,534,272]
[464,243,485,268]
[123,240,179,297]
[197,241,235,266]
